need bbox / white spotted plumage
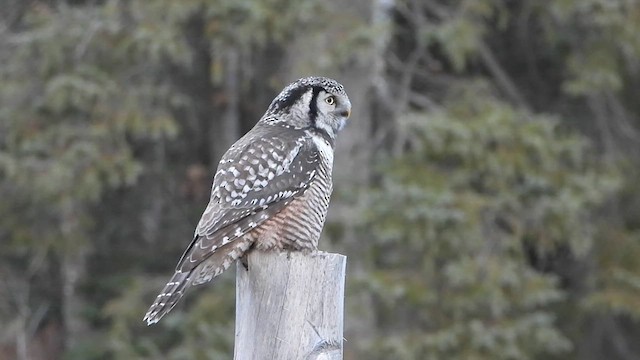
[143,77,351,325]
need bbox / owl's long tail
[143,237,255,325]
[143,270,192,325]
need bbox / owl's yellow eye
[325,96,336,106]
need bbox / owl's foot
[309,250,328,257]
[240,254,249,271]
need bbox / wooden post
[234,251,346,360]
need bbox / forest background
[2,0,640,359]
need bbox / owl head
[264,77,352,139]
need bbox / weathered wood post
[234,251,346,360]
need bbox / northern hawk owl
[144,77,352,325]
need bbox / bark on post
[234,251,346,360]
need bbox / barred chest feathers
[251,130,335,251]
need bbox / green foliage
[586,224,640,321]
[101,275,235,360]
[3,0,640,359]
[549,0,640,95]
[432,16,485,72]
[360,88,619,359]
[0,4,179,280]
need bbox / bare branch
[477,42,531,111]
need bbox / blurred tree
[351,1,640,359]
[359,85,618,359]
[0,1,179,357]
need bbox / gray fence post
[234,251,346,360]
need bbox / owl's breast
[252,134,334,251]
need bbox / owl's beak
[337,98,352,119]
[338,106,351,119]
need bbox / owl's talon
[310,250,328,257]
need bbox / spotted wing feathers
[196,133,314,237]
[144,126,320,325]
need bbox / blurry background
[1,0,640,359]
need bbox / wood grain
[234,251,346,360]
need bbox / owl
[144,77,352,325]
